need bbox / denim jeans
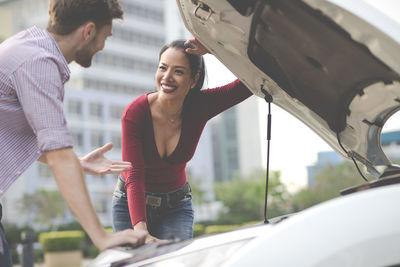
[112,179,194,241]
[0,204,12,267]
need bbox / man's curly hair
[47,0,123,35]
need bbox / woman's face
[155,47,198,101]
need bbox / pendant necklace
[160,105,182,123]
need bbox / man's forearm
[45,148,107,249]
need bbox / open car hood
[177,0,400,178]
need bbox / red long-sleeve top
[121,79,252,226]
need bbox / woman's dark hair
[159,39,206,95]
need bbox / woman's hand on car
[134,221,164,243]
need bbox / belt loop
[117,176,126,192]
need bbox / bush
[86,245,100,259]
[39,231,84,252]
[193,224,205,237]
[204,225,240,235]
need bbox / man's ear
[82,22,96,41]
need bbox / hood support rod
[261,84,273,224]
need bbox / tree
[291,161,370,211]
[214,169,291,224]
[186,174,208,206]
[17,189,67,231]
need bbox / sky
[203,0,400,191]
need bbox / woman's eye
[159,66,166,70]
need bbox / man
[0,0,146,265]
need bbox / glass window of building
[71,130,84,149]
[91,132,104,149]
[112,26,164,47]
[110,105,125,121]
[84,78,147,95]
[120,0,164,23]
[68,99,82,116]
[111,135,122,150]
[89,102,103,119]
[95,53,146,71]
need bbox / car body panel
[224,183,400,267]
[90,184,400,267]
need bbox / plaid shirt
[0,26,73,200]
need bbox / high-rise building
[212,96,264,182]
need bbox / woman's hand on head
[185,38,209,55]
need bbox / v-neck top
[121,79,252,225]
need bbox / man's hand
[98,229,147,251]
[80,143,131,175]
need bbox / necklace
[159,105,182,123]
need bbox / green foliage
[3,224,34,247]
[215,169,291,224]
[204,224,241,235]
[54,221,108,258]
[57,221,83,231]
[3,224,35,264]
[39,231,84,252]
[193,224,205,237]
[34,249,44,263]
[292,162,368,211]
[17,189,67,230]
[187,174,208,205]
[86,245,100,259]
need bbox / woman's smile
[161,83,178,93]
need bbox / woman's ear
[191,73,200,88]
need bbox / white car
[90,0,400,266]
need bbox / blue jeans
[0,204,12,267]
[112,179,194,240]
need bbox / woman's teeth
[162,85,177,91]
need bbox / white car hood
[177,0,400,178]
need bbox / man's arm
[44,148,145,250]
[38,143,132,175]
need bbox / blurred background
[1,0,399,264]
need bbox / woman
[112,38,252,242]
